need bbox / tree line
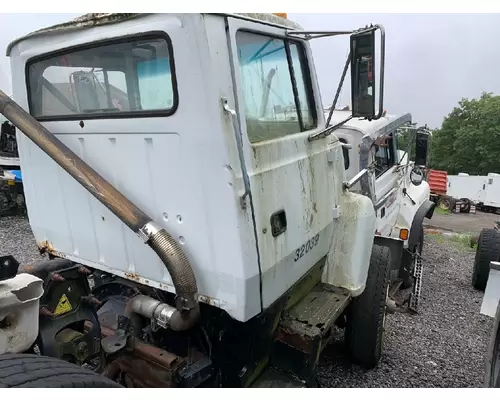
[396,92,500,176]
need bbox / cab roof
[326,110,413,140]
[6,13,303,57]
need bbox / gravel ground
[318,234,493,388]
[0,215,44,266]
[0,215,494,387]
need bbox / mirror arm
[325,51,351,129]
[344,167,369,190]
[288,30,353,35]
[286,30,353,40]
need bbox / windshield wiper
[308,116,353,142]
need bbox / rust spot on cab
[198,294,221,308]
[124,272,141,282]
[37,239,64,258]
[38,239,53,253]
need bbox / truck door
[226,16,342,308]
[372,132,400,235]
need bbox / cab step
[272,283,350,382]
[277,283,351,351]
[408,253,423,313]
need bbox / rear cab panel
[9,13,261,322]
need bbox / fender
[408,199,435,249]
[374,235,404,282]
[398,200,435,281]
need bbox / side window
[289,43,315,131]
[235,31,317,143]
[374,133,396,178]
[339,138,350,170]
[27,35,176,119]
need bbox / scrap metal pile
[0,120,24,216]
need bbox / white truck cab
[8,13,377,321]
[0,13,433,388]
[326,109,434,298]
[329,111,431,241]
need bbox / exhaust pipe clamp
[138,221,161,242]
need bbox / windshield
[27,34,177,119]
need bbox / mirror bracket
[286,30,353,41]
[410,166,424,187]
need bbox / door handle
[270,210,287,237]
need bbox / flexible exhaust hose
[0,90,199,325]
[146,225,198,312]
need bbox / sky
[0,13,499,129]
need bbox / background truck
[427,169,471,212]
[474,173,500,213]
[326,109,433,305]
[0,12,432,388]
[428,169,500,214]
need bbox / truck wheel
[484,300,500,387]
[345,244,391,369]
[472,228,500,291]
[460,198,471,213]
[0,354,122,388]
[438,197,453,211]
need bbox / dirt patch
[424,210,497,234]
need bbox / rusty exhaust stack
[0,91,199,330]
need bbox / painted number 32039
[294,234,320,262]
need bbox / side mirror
[415,129,431,167]
[410,166,424,187]
[350,25,385,120]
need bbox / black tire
[0,354,122,388]
[345,244,391,369]
[400,226,424,289]
[438,196,455,211]
[460,198,471,213]
[449,198,457,211]
[472,228,500,291]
